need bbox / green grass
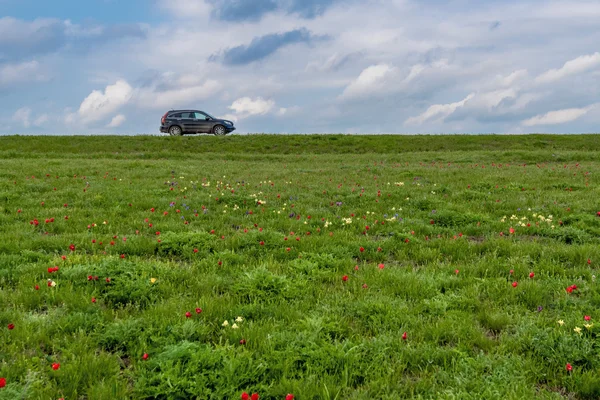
[0,134,599,399]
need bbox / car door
[192,112,213,133]
[179,112,196,133]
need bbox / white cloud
[34,114,49,127]
[0,60,46,86]
[135,77,221,110]
[228,97,275,119]
[157,0,212,19]
[77,80,133,124]
[522,105,597,126]
[535,52,600,84]
[405,94,475,125]
[12,107,31,128]
[340,64,395,99]
[106,114,126,128]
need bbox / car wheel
[169,126,183,136]
[213,125,227,136]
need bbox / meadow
[0,134,600,399]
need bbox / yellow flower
[574,327,582,334]
[231,323,239,329]
[150,278,157,284]
[585,323,594,330]
[222,320,229,327]
[235,316,244,323]
[557,320,564,326]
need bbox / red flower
[142,353,149,360]
[106,277,111,283]
[566,363,573,372]
[286,395,295,400]
[354,265,359,271]
[512,282,518,287]
[52,363,60,370]
[35,285,39,290]
[455,269,459,275]
[378,263,385,269]
[251,394,259,400]
[509,269,514,275]
[342,275,348,282]
[69,244,75,251]
[193,249,198,253]
[588,259,592,265]
[185,312,192,318]
[584,315,591,321]
[509,227,515,234]
[529,272,535,279]
[0,377,5,388]
[362,283,368,289]
[402,332,407,341]
[286,247,291,252]
[239,339,246,345]
[359,247,365,253]
[7,323,14,330]
[259,241,264,246]
[241,393,250,400]
[120,254,125,259]
[195,308,202,314]
[87,275,93,281]
[91,297,96,303]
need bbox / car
[160,110,236,136]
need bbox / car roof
[168,109,203,113]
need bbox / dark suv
[160,110,236,136]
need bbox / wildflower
[7,323,14,330]
[231,323,239,329]
[235,316,243,322]
[52,363,60,370]
[196,308,203,314]
[574,327,582,335]
[91,297,96,303]
[558,320,564,326]
[0,377,5,388]
[150,278,157,284]
[402,332,407,341]
[240,339,246,345]
[359,246,365,252]
[378,263,385,269]
[185,312,192,318]
[512,282,518,287]
[566,363,573,372]
[241,393,249,400]
[529,272,535,278]
[142,353,149,360]
[342,275,348,282]
[222,320,229,327]
[584,315,591,321]
[584,323,593,329]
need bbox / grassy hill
[0,134,599,399]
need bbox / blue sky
[1,0,600,134]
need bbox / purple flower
[537,306,543,312]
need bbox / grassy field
[1,134,600,399]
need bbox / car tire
[169,126,183,136]
[213,125,227,136]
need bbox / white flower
[222,320,229,327]
[235,316,244,322]
[231,323,239,329]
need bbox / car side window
[170,113,182,118]
[194,112,209,120]
[180,112,194,119]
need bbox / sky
[1,0,600,135]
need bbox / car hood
[214,119,235,125]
